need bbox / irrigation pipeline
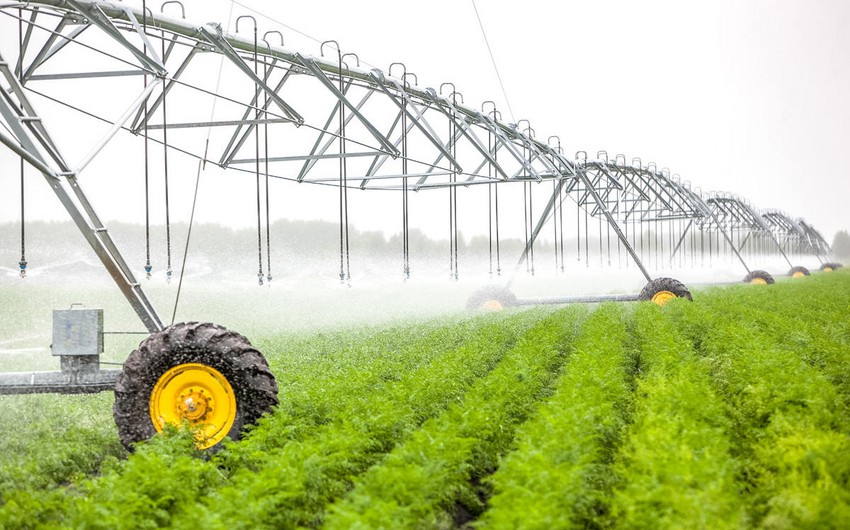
[0,0,832,297]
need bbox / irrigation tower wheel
[743,270,775,285]
[639,277,693,306]
[820,262,842,272]
[788,266,811,278]
[466,286,517,311]
[114,322,278,451]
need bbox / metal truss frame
[0,0,831,332]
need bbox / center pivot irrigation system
[0,0,838,449]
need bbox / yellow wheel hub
[792,271,806,279]
[482,299,504,311]
[150,363,237,449]
[750,277,768,285]
[650,290,677,306]
[823,267,834,273]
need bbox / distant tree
[832,230,850,261]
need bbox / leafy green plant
[667,289,850,528]
[480,304,632,529]
[2,273,850,529]
[175,309,547,528]
[609,302,745,529]
[322,306,587,529]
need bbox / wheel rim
[750,277,768,285]
[650,290,677,306]
[823,267,834,273]
[482,299,504,311]
[150,363,237,449]
[792,271,805,279]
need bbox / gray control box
[52,309,103,356]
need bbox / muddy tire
[466,286,517,311]
[638,277,693,305]
[113,322,278,451]
[788,265,811,278]
[743,270,775,285]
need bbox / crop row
[2,273,850,529]
[0,308,553,529]
[200,308,549,529]
[322,306,587,528]
[667,289,850,527]
[693,276,850,410]
[480,304,632,529]
[609,303,743,528]
[0,393,123,499]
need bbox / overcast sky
[2,0,848,241]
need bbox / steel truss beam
[0,0,830,339]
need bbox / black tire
[820,262,841,272]
[113,322,278,451]
[788,265,811,277]
[638,277,693,305]
[743,270,775,284]
[466,286,517,310]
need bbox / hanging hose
[450,172,458,280]
[582,184,589,267]
[264,67,272,285]
[251,24,264,286]
[495,181,502,276]
[488,182,493,277]
[402,173,410,279]
[528,182,534,275]
[446,90,458,281]
[522,183,530,274]
[161,30,172,284]
[19,155,26,278]
[142,4,151,280]
[491,109,502,276]
[552,180,558,272]
[616,188,622,268]
[17,13,25,278]
[598,214,603,268]
[487,130,493,277]
[321,42,350,285]
[401,94,410,279]
[342,76,351,285]
[576,187,581,263]
[558,179,565,272]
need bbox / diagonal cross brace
[0,74,163,332]
[0,51,68,170]
[64,0,166,76]
[425,92,510,180]
[481,116,542,179]
[219,62,295,167]
[361,112,418,188]
[131,45,199,132]
[367,72,461,170]
[416,117,468,188]
[200,25,303,125]
[297,55,398,157]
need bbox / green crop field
[1,272,850,529]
